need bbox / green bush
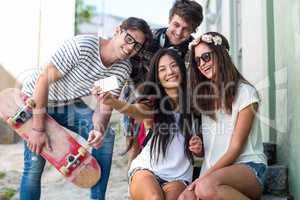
[0,171,5,179]
[0,188,16,200]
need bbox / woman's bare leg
[130,170,164,200]
[162,181,186,200]
[177,189,198,200]
[194,164,263,200]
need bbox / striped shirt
[22,35,132,105]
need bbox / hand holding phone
[91,76,119,105]
[93,76,119,94]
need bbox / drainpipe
[266,0,276,143]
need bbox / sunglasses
[194,51,214,66]
[123,30,143,52]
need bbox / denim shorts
[242,162,267,189]
[128,168,189,188]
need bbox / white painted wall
[0,0,75,83]
[202,0,270,141]
[240,0,270,141]
[220,1,231,38]
[197,0,230,43]
[240,0,268,83]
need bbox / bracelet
[32,107,47,115]
[32,127,46,132]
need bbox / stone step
[263,142,277,165]
[261,194,293,200]
[264,164,288,195]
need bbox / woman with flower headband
[178,32,267,200]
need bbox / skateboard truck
[7,98,36,126]
[59,147,88,176]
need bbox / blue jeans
[19,100,115,200]
[242,162,267,190]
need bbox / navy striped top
[22,35,132,105]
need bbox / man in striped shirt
[20,17,152,200]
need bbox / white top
[200,83,267,176]
[128,112,193,183]
[22,35,132,104]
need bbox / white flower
[201,34,223,46]
[201,34,213,43]
[188,38,201,50]
[212,35,222,46]
[189,34,223,50]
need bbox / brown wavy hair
[169,0,203,32]
[187,32,253,119]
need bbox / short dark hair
[120,17,153,50]
[169,0,203,32]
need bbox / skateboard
[0,88,101,188]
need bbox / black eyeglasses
[123,30,143,52]
[194,52,214,66]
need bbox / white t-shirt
[128,112,193,183]
[200,83,267,176]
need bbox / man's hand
[27,129,52,154]
[87,129,105,149]
[91,86,115,106]
[189,135,203,157]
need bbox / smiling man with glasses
[20,17,152,200]
[123,29,144,52]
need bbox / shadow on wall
[0,64,21,144]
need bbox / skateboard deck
[0,88,101,188]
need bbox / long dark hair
[142,48,193,163]
[188,32,254,119]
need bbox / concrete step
[265,165,288,195]
[263,142,277,165]
[261,194,293,200]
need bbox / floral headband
[189,33,223,50]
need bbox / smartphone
[94,76,119,93]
